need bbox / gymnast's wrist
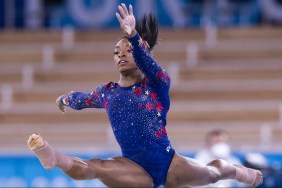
[128,29,137,38]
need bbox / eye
[113,51,119,55]
[127,50,131,53]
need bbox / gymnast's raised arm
[116,5,170,90]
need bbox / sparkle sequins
[62,34,172,159]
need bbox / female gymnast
[28,3,263,188]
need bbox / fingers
[59,104,66,113]
[118,3,131,18]
[121,3,129,15]
[116,12,123,25]
[55,96,62,105]
[56,96,66,113]
[118,5,126,19]
[116,3,135,37]
[129,4,133,15]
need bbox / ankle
[56,152,73,172]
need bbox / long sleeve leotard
[61,34,174,187]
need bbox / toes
[27,134,45,150]
[254,170,263,187]
[31,133,40,139]
[27,134,39,145]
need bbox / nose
[118,52,125,58]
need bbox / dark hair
[135,13,158,51]
[205,129,229,143]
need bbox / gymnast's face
[114,38,137,73]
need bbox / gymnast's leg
[165,152,263,187]
[27,134,153,187]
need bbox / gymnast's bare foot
[234,164,263,187]
[252,170,263,187]
[27,134,46,151]
[27,134,73,171]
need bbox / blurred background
[0,0,282,187]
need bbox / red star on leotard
[164,74,169,81]
[146,103,153,110]
[142,77,147,87]
[93,91,99,99]
[162,126,167,134]
[157,71,163,79]
[133,88,142,95]
[156,102,163,111]
[156,130,163,138]
[86,98,92,106]
[150,93,157,100]
[103,100,108,108]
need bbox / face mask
[210,142,231,159]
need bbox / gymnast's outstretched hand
[56,95,66,113]
[116,3,136,38]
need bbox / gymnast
[28,3,263,187]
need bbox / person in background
[194,128,245,187]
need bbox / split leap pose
[28,3,263,188]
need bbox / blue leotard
[61,34,175,187]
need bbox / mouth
[118,60,128,65]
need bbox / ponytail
[135,13,158,51]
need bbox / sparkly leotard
[62,34,175,187]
